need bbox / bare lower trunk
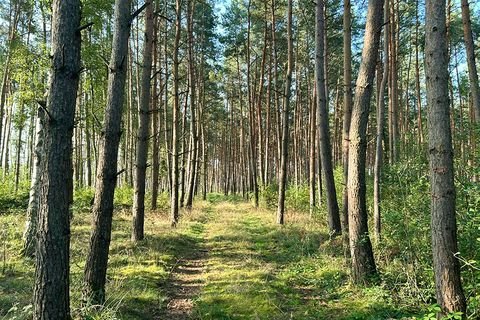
[33,0,81,318]
[22,109,44,258]
[170,0,181,227]
[132,1,154,242]
[347,0,382,284]
[316,0,341,234]
[341,0,353,258]
[461,0,480,123]
[277,0,293,225]
[425,0,467,315]
[374,0,389,241]
[83,0,135,305]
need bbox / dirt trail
[162,250,207,319]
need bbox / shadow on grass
[194,209,416,320]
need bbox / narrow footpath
[155,200,415,320]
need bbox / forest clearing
[0,0,479,319]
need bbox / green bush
[0,172,29,213]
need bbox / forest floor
[0,195,422,320]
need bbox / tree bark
[316,0,341,234]
[347,0,382,284]
[171,0,181,227]
[82,0,135,305]
[277,0,293,225]
[33,0,81,318]
[460,0,480,123]
[425,0,467,315]
[132,1,154,242]
[341,0,353,257]
[186,0,198,209]
[374,0,389,241]
[21,109,44,258]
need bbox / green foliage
[113,186,134,209]
[286,184,310,212]
[72,187,95,212]
[0,172,29,213]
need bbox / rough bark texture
[347,0,382,284]
[171,0,181,227]
[374,0,389,241]
[185,0,197,209]
[277,0,293,225]
[83,0,133,305]
[425,0,467,315]
[341,0,352,257]
[316,0,341,234]
[309,86,316,215]
[460,0,480,123]
[132,1,154,241]
[33,0,81,318]
[22,109,44,258]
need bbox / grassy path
[159,200,415,320]
[0,198,418,319]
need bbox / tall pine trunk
[33,0,81,318]
[277,0,293,225]
[347,0,382,284]
[83,0,136,304]
[316,0,341,234]
[132,1,154,242]
[425,0,467,315]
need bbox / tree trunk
[21,109,44,258]
[316,0,341,234]
[171,0,181,227]
[33,0,81,318]
[374,0,389,241]
[277,0,293,225]
[132,1,154,242]
[341,0,353,257]
[460,0,480,123]
[347,0,382,284]
[82,0,135,305]
[186,0,198,209]
[150,5,160,210]
[425,0,467,315]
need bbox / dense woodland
[0,0,479,319]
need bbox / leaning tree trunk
[132,1,154,242]
[277,0,293,225]
[33,0,81,318]
[316,0,341,234]
[82,0,137,305]
[347,0,383,284]
[425,0,467,315]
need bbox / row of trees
[0,0,478,318]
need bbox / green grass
[0,200,211,320]
[193,202,419,320]
[0,191,473,319]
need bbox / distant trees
[33,0,81,318]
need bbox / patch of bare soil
[157,249,208,319]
